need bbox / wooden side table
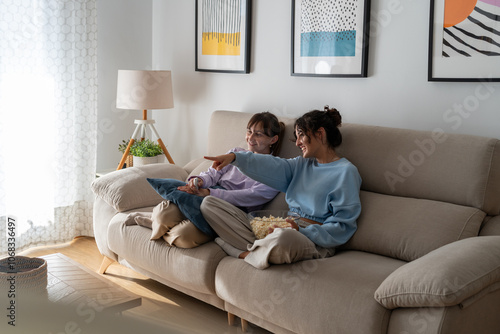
[95,168,116,178]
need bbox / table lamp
[115,70,175,170]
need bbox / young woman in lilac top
[178,112,285,212]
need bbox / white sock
[215,238,244,258]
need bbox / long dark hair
[247,112,286,156]
[294,105,342,149]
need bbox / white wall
[97,0,500,169]
[96,0,153,171]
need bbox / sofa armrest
[185,158,214,179]
[183,157,207,175]
[374,236,500,309]
[91,163,188,212]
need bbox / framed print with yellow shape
[195,0,252,73]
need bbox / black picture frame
[428,0,500,82]
[291,0,371,78]
[195,0,252,74]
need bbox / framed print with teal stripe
[291,0,371,77]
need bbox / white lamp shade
[116,70,174,110]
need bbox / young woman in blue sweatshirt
[202,106,362,269]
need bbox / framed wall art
[291,0,371,78]
[195,0,252,73]
[428,0,500,82]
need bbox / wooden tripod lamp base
[116,117,174,170]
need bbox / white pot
[133,156,159,167]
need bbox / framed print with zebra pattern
[428,0,500,82]
[291,0,371,77]
[195,0,252,73]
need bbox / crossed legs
[200,196,329,270]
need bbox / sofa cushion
[183,157,207,176]
[374,236,500,309]
[341,191,486,262]
[337,124,500,215]
[91,163,188,212]
[187,159,213,179]
[480,216,500,236]
[215,251,404,334]
[207,110,300,159]
[107,212,226,295]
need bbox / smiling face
[246,122,278,154]
[295,126,322,159]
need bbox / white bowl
[247,210,300,221]
[247,210,301,239]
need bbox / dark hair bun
[324,105,342,127]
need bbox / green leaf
[129,139,163,157]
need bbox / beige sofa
[91,110,500,334]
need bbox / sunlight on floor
[20,237,271,333]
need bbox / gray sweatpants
[200,196,334,269]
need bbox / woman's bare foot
[238,251,250,259]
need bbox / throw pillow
[374,236,500,309]
[90,163,188,212]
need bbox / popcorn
[250,215,293,239]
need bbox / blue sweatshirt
[233,151,362,248]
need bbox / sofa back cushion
[336,124,500,216]
[340,191,486,261]
[207,110,300,159]
[205,111,500,260]
[208,112,500,216]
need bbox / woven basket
[126,154,133,168]
[0,256,48,292]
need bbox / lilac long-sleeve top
[191,147,280,211]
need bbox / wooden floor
[20,236,271,334]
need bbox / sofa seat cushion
[341,191,486,262]
[215,251,405,334]
[107,212,226,295]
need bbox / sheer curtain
[0,0,97,255]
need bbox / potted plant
[129,139,163,166]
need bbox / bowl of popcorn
[248,210,300,239]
